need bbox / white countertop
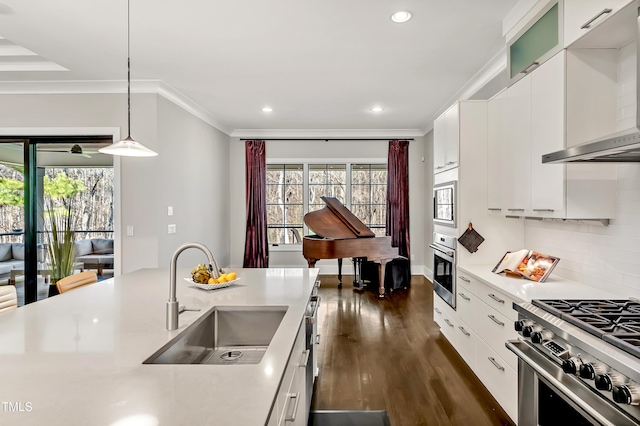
[458,264,624,302]
[0,267,319,426]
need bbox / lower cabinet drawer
[473,301,519,371]
[474,338,517,423]
[455,319,476,371]
[433,292,458,347]
[275,323,306,424]
[477,287,518,322]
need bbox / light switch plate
[168,224,176,234]
[168,206,173,216]
[127,225,134,236]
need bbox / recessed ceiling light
[262,107,273,112]
[370,107,384,112]
[391,11,411,23]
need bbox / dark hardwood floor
[310,274,515,426]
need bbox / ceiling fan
[39,144,99,158]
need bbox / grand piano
[302,196,399,298]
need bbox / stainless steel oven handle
[428,244,454,258]
[506,341,620,426]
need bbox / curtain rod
[239,138,414,141]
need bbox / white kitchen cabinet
[433,292,458,349]
[451,270,518,423]
[433,103,460,174]
[530,50,566,216]
[270,322,308,426]
[488,49,617,220]
[487,90,506,214]
[564,0,634,47]
[502,71,531,215]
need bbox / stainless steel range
[508,299,640,425]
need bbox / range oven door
[506,340,639,426]
[430,243,455,310]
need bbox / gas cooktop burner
[533,299,640,359]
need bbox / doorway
[0,136,113,305]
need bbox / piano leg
[378,260,388,299]
[337,258,343,288]
[351,258,365,292]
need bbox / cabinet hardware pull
[315,334,321,345]
[487,208,502,211]
[581,8,612,29]
[488,314,505,326]
[459,326,471,337]
[435,165,445,170]
[533,209,554,212]
[444,319,454,327]
[299,349,310,367]
[488,293,505,304]
[459,292,471,301]
[459,276,470,283]
[507,208,524,212]
[521,61,540,74]
[488,357,505,371]
[285,393,300,422]
[434,308,442,314]
[446,161,457,165]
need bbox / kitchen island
[0,267,319,426]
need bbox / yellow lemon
[208,277,217,284]
[227,272,237,281]
[217,275,228,283]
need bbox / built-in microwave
[433,181,456,227]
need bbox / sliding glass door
[0,136,113,305]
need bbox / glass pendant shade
[99,0,158,158]
[99,136,157,157]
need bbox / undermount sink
[144,305,288,365]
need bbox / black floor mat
[308,410,390,426]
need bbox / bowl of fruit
[185,264,239,290]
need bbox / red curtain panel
[386,140,410,260]
[243,140,269,268]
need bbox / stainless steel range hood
[542,4,640,164]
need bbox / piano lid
[303,196,376,239]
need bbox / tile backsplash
[524,164,640,298]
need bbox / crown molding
[419,46,507,135]
[230,128,424,139]
[0,79,232,135]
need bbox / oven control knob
[514,319,533,332]
[595,373,625,391]
[522,324,543,338]
[579,363,606,380]
[562,357,583,375]
[612,385,640,406]
[531,330,554,344]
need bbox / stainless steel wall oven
[430,233,456,310]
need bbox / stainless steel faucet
[167,242,221,331]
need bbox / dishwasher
[305,280,321,413]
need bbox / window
[266,162,387,246]
[266,164,303,245]
[351,164,387,237]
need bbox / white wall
[155,97,231,270]
[229,137,428,275]
[0,93,231,274]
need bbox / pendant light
[100,0,157,157]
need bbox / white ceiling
[0,0,519,135]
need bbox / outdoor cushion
[74,239,93,257]
[0,264,12,275]
[0,243,12,262]
[11,243,24,261]
[91,239,113,254]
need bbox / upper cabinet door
[433,103,460,174]
[508,2,561,84]
[530,51,566,216]
[564,0,633,47]
[502,75,532,214]
[487,91,506,213]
